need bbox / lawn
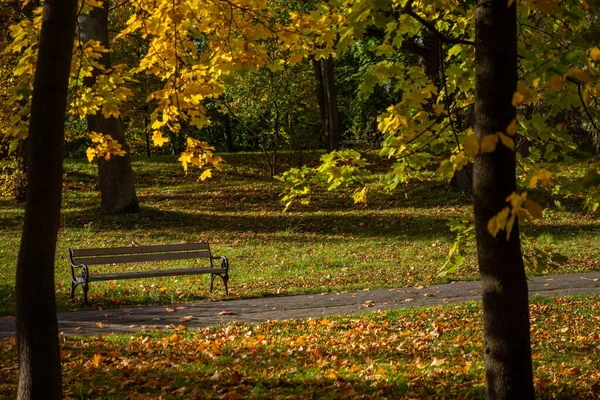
[1,295,598,399]
[0,152,599,314]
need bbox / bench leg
[71,281,76,300]
[210,273,229,296]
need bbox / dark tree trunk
[312,56,340,151]
[221,113,234,152]
[144,112,151,158]
[323,56,340,151]
[473,1,534,398]
[272,108,279,176]
[78,0,139,214]
[15,0,77,398]
[312,58,329,150]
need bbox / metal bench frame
[68,242,229,304]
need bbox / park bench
[68,242,229,304]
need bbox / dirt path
[1,271,599,339]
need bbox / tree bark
[221,113,234,152]
[312,56,340,151]
[312,58,329,150]
[78,0,139,214]
[473,1,534,398]
[15,0,77,398]
[323,56,340,151]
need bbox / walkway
[1,271,599,339]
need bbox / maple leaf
[152,131,169,147]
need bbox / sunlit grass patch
[0,153,598,315]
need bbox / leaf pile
[1,296,598,399]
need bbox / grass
[0,152,599,314]
[0,152,598,398]
[1,295,599,399]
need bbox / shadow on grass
[51,206,453,240]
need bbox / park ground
[0,152,599,398]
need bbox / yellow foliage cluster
[177,138,224,181]
[487,192,543,241]
[85,132,126,162]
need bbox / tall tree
[15,0,77,398]
[78,0,139,214]
[313,56,341,151]
[473,0,534,398]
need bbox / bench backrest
[69,242,213,265]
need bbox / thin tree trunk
[15,0,77,398]
[144,112,151,158]
[221,113,234,152]
[312,58,330,150]
[272,108,279,176]
[78,0,139,214]
[323,56,340,151]
[473,1,534,398]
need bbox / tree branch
[402,5,475,46]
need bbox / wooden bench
[68,242,229,304]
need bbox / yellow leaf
[523,199,543,219]
[511,85,532,107]
[506,119,517,136]
[101,102,120,119]
[480,133,499,154]
[547,75,562,91]
[152,131,169,147]
[96,322,105,328]
[529,169,552,188]
[498,132,515,151]
[532,77,541,88]
[567,69,590,84]
[199,169,212,182]
[505,214,516,241]
[463,134,480,156]
[591,47,600,61]
[487,207,510,238]
[512,92,524,107]
[86,148,96,162]
[91,353,102,367]
[170,332,181,343]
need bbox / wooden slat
[88,267,226,281]
[73,250,212,265]
[71,242,210,257]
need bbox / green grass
[0,152,599,315]
[1,295,598,399]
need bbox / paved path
[1,271,599,339]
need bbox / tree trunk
[312,58,330,150]
[272,108,279,176]
[78,0,139,214]
[221,113,234,152]
[323,56,340,151]
[15,0,77,398]
[473,1,534,398]
[144,111,151,158]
